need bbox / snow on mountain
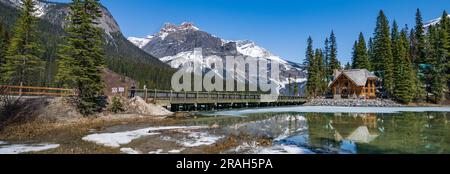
[140,22,200,42]
[128,36,154,49]
[424,14,450,28]
[235,40,290,67]
[128,22,307,94]
[0,0,50,17]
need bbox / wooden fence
[0,85,76,97]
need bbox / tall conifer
[305,37,317,98]
[1,0,43,85]
[57,0,107,115]
[329,31,341,71]
[373,10,394,97]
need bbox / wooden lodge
[329,69,378,99]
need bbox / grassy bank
[0,115,180,154]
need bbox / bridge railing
[0,85,76,97]
[130,89,306,104]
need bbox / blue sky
[52,0,449,64]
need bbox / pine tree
[428,11,449,103]
[305,37,317,98]
[393,26,415,103]
[368,37,374,67]
[409,28,426,101]
[412,9,427,66]
[293,75,299,96]
[373,10,394,97]
[57,0,107,115]
[329,31,341,72]
[440,11,450,97]
[358,33,371,70]
[315,48,327,96]
[0,23,8,68]
[1,0,43,85]
[351,41,358,68]
[288,74,292,95]
[324,37,331,81]
[411,9,429,102]
[352,32,371,70]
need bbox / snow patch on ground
[120,148,141,154]
[177,132,224,147]
[0,143,60,154]
[82,126,208,148]
[207,106,450,116]
[0,141,6,145]
[148,149,164,154]
[168,148,185,153]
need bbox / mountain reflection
[211,112,450,154]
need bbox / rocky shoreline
[304,99,403,107]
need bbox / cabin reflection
[306,113,382,153]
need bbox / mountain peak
[161,22,200,32]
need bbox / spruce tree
[368,37,374,67]
[315,48,326,96]
[57,0,107,115]
[409,28,426,101]
[393,26,415,103]
[428,11,449,103]
[373,10,394,97]
[410,9,429,102]
[351,41,358,68]
[1,0,43,86]
[288,74,292,95]
[352,32,371,70]
[412,9,427,66]
[324,37,331,81]
[358,33,371,70]
[440,11,450,96]
[329,31,341,72]
[0,23,8,68]
[305,37,317,98]
[293,76,299,96]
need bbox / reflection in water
[198,111,450,154]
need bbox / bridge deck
[132,89,307,107]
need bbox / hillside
[0,0,175,89]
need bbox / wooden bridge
[131,89,307,111]
[0,85,307,111]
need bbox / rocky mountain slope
[424,14,450,28]
[0,0,174,89]
[129,22,307,95]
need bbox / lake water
[2,106,449,154]
[193,106,450,154]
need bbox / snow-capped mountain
[128,22,307,95]
[424,14,450,28]
[0,0,121,35]
[0,0,48,17]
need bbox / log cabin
[329,69,378,99]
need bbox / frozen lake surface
[205,106,450,116]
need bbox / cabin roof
[330,69,378,87]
